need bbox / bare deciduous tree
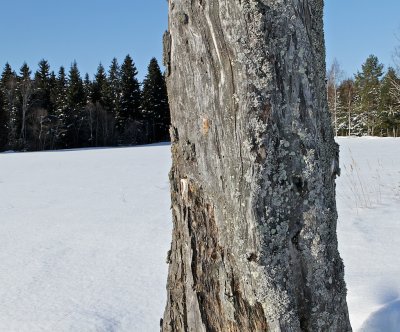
[327,59,344,136]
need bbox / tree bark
[162,0,351,331]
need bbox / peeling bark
[162,0,352,331]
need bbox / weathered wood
[162,0,352,331]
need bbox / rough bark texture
[162,0,352,331]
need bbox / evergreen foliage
[141,58,170,142]
[380,67,400,136]
[117,55,142,143]
[1,63,18,147]
[33,59,52,112]
[92,64,108,105]
[337,79,356,136]
[354,55,384,136]
[0,87,8,150]
[0,56,171,152]
[17,63,32,146]
[106,58,121,118]
[65,61,86,147]
[53,66,68,147]
[327,55,399,137]
[2,50,400,152]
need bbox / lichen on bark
[162,0,352,331]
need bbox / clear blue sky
[325,0,400,78]
[0,0,399,81]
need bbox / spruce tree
[106,58,121,118]
[141,58,170,142]
[53,67,68,147]
[380,67,400,136]
[83,73,92,104]
[355,55,384,135]
[30,60,55,150]
[67,62,85,114]
[0,87,8,150]
[18,63,33,145]
[118,55,141,143]
[1,63,18,148]
[92,63,108,105]
[45,71,60,149]
[91,63,114,146]
[66,61,86,147]
[33,59,52,112]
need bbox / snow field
[0,145,172,332]
[336,137,400,331]
[0,138,399,331]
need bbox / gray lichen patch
[162,0,352,331]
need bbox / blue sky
[325,0,400,78]
[0,0,399,80]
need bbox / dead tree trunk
[162,0,351,331]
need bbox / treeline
[0,56,170,152]
[327,55,400,137]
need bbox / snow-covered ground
[0,138,399,331]
[0,144,172,332]
[336,137,400,331]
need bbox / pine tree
[354,55,384,136]
[118,55,141,143]
[141,58,170,142]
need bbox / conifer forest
[327,55,400,137]
[1,53,399,153]
[0,56,170,152]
